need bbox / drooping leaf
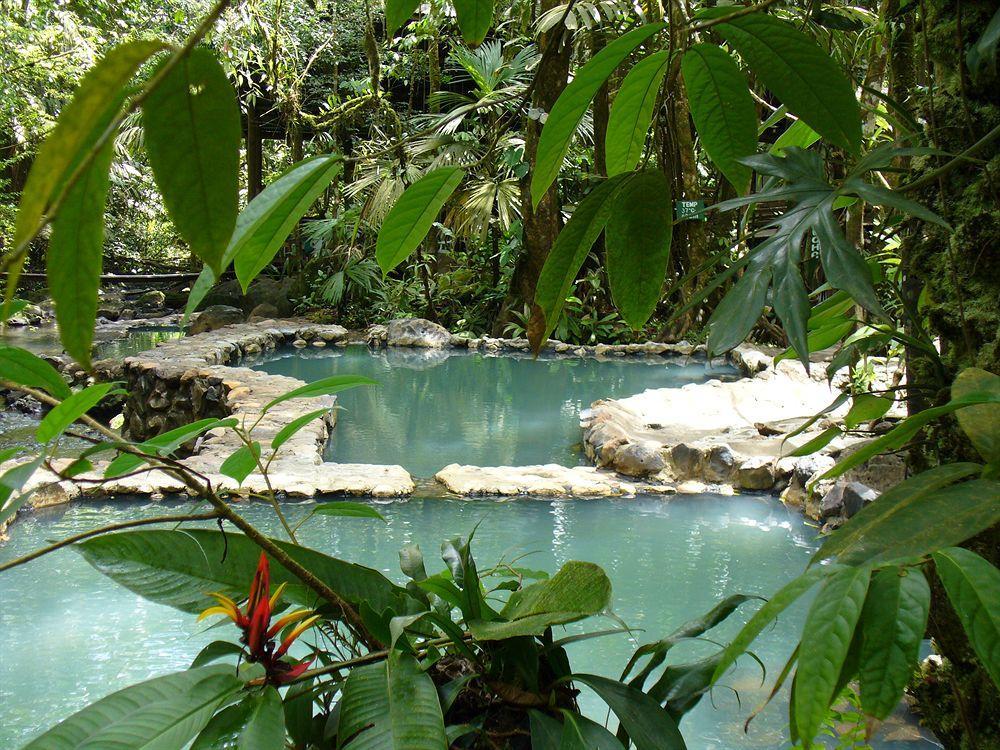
[11,40,164,267]
[706,261,770,357]
[271,407,333,450]
[529,174,629,352]
[220,442,261,485]
[570,674,686,750]
[337,651,447,749]
[840,177,949,229]
[951,368,1000,463]
[313,502,387,521]
[376,167,465,275]
[46,136,116,369]
[812,472,1000,567]
[0,346,71,399]
[143,47,240,275]
[794,565,871,745]
[0,456,45,527]
[385,0,421,36]
[532,23,665,206]
[263,375,378,413]
[191,686,285,750]
[713,14,862,153]
[36,382,119,443]
[529,711,625,750]
[469,560,612,640]
[605,170,672,329]
[191,640,245,669]
[843,393,893,430]
[933,547,1000,689]
[712,564,834,682]
[76,529,411,618]
[21,666,242,750]
[233,155,343,291]
[858,567,930,719]
[453,0,495,45]
[103,416,237,477]
[681,43,757,194]
[606,51,670,176]
[184,265,217,325]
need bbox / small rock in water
[613,442,666,477]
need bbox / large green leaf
[143,48,240,275]
[570,674,686,750]
[375,167,465,275]
[385,0,421,36]
[271,407,333,450]
[531,24,665,207]
[76,529,411,618]
[528,174,628,352]
[453,0,495,45]
[21,666,242,750]
[606,170,673,329]
[951,368,1000,463]
[858,567,930,719]
[220,442,260,486]
[605,51,670,176]
[712,564,833,682]
[103,416,238,478]
[770,118,820,155]
[36,382,119,443]
[794,566,870,744]
[12,40,164,254]
[815,477,1000,567]
[529,711,624,750]
[0,345,71,399]
[233,155,343,291]
[706,261,770,357]
[714,14,862,153]
[469,560,611,640]
[812,463,983,565]
[337,651,447,749]
[933,547,1000,689]
[191,687,285,750]
[681,43,756,194]
[46,136,116,369]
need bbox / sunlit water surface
[0,497,936,749]
[254,346,740,476]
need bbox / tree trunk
[900,2,1000,746]
[493,2,571,334]
[246,100,264,200]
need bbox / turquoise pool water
[0,496,936,749]
[254,346,739,476]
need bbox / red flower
[199,552,319,684]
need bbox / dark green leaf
[337,651,447,749]
[952,368,1000,463]
[532,24,665,206]
[263,375,377,413]
[385,0,421,36]
[76,529,411,618]
[706,262,770,356]
[36,382,119,442]
[786,426,842,457]
[376,167,465,275]
[858,567,930,719]
[967,6,1000,78]
[183,265,217,326]
[841,177,949,229]
[233,155,343,291]
[0,456,44,526]
[771,118,820,155]
[47,136,116,369]
[715,14,862,153]
[933,547,1000,689]
[191,640,244,669]
[712,565,833,682]
[453,0,495,45]
[143,48,240,275]
[606,51,670,176]
[794,566,871,744]
[529,175,628,352]
[681,43,757,194]
[606,171,672,328]
[21,666,242,750]
[1,299,30,321]
[570,674,686,750]
[0,345,71,399]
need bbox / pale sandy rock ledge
[580,343,906,521]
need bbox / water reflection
[255,346,739,476]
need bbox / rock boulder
[386,318,451,348]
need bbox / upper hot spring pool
[253,345,739,476]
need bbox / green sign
[675,199,707,222]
